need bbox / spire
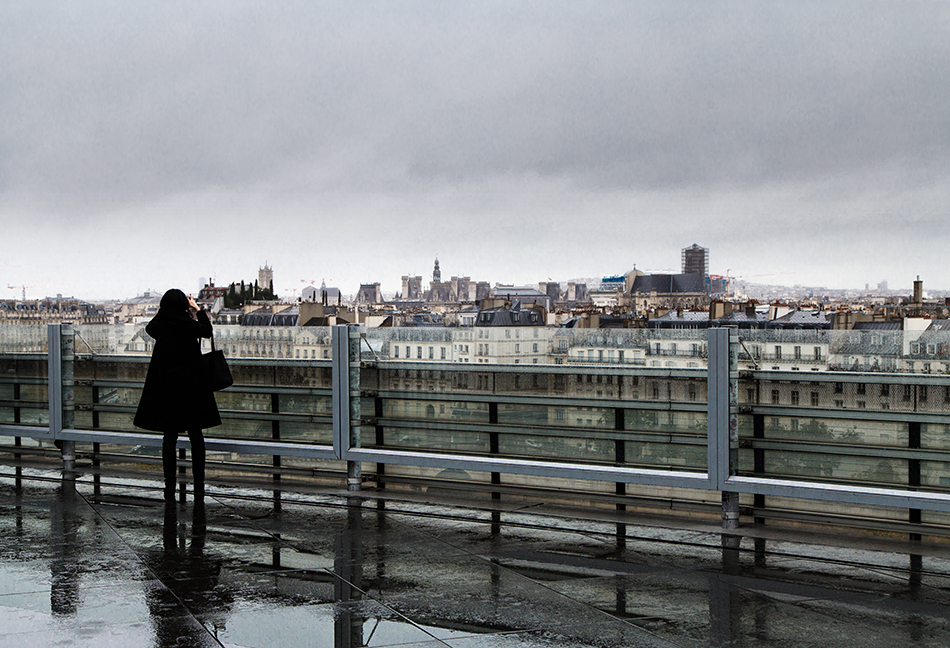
[433,257,441,283]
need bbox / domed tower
[432,257,441,283]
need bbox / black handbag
[203,336,233,391]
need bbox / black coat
[134,309,222,433]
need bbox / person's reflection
[50,476,81,617]
[147,503,231,645]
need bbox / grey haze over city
[2,2,949,300]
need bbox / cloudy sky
[2,2,949,300]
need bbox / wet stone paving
[2,465,950,647]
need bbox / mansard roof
[713,310,770,328]
[242,306,299,327]
[630,273,706,294]
[646,310,710,329]
[476,304,545,326]
[852,321,902,331]
[768,310,833,329]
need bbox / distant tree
[225,283,240,309]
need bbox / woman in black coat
[134,289,221,501]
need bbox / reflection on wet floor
[2,465,950,647]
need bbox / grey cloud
[3,1,949,209]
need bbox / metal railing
[3,325,950,535]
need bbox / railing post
[709,327,740,529]
[347,328,362,492]
[332,325,362,492]
[48,325,63,439]
[48,324,76,471]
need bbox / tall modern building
[682,244,709,276]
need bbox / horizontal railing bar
[74,354,333,369]
[54,428,339,458]
[748,405,950,423]
[0,400,50,408]
[746,370,950,386]
[73,402,333,424]
[372,360,707,378]
[0,423,52,438]
[368,417,708,444]
[745,506,950,538]
[723,475,950,512]
[743,439,950,461]
[346,447,713,489]
[372,472,721,514]
[75,380,334,397]
[372,389,707,411]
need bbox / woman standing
[134,289,221,502]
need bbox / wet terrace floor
[2,461,950,648]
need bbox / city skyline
[3,3,949,299]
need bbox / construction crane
[7,284,35,301]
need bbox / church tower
[258,263,274,293]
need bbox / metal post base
[722,491,740,529]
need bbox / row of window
[651,343,705,356]
[575,349,628,362]
[746,345,823,361]
[759,384,950,406]
[477,327,542,339]
[392,345,448,360]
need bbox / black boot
[162,433,177,502]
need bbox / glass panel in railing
[0,380,49,426]
[745,374,950,414]
[623,410,708,470]
[277,393,333,416]
[163,325,334,361]
[373,365,498,396]
[381,426,490,452]
[759,417,908,447]
[0,325,49,353]
[275,421,333,444]
[0,355,47,379]
[738,328,950,374]
[363,326,710,367]
[74,357,149,382]
[736,329,834,372]
[499,432,616,463]
[762,451,908,485]
[922,423,950,450]
[920,459,950,490]
[215,417,276,440]
[498,402,615,428]
[380,398,489,423]
[4,404,49,426]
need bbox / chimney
[913,276,923,304]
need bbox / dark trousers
[162,429,205,500]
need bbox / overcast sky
[2,2,949,300]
